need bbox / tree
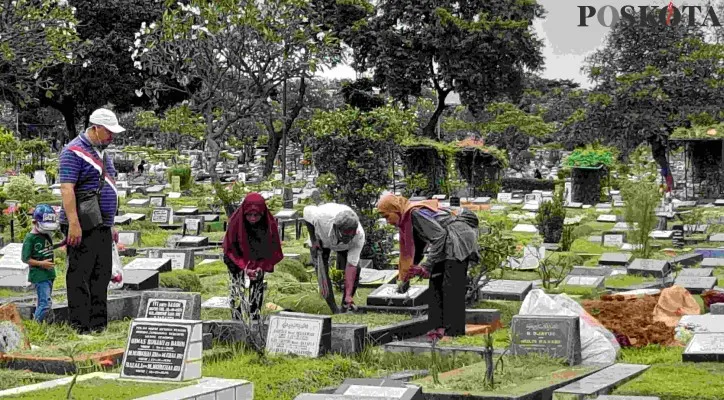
[0,0,78,107]
[351,0,545,138]
[134,0,341,194]
[577,12,724,170]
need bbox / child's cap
[32,204,59,231]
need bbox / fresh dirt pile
[582,294,677,347]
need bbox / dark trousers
[229,269,266,320]
[428,259,468,336]
[62,225,112,333]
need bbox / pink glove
[112,228,119,244]
[111,271,123,283]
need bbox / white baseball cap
[89,108,126,133]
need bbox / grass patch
[614,363,724,400]
[489,269,539,281]
[0,369,61,391]
[547,286,603,299]
[413,355,595,396]
[472,300,521,325]
[18,320,130,358]
[438,327,510,349]
[605,274,656,288]
[617,345,684,364]
[330,312,409,328]
[1,377,193,400]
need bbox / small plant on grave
[535,189,566,244]
[228,273,270,360]
[427,329,444,385]
[59,343,95,400]
[482,332,496,389]
[470,220,516,304]
[621,181,660,259]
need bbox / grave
[553,364,650,398]
[649,230,674,239]
[496,192,512,203]
[472,197,491,204]
[332,378,422,399]
[701,258,724,268]
[711,303,724,314]
[201,214,221,222]
[512,224,538,233]
[184,217,204,236]
[570,266,613,277]
[155,249,195,270]
[598,253,632,267]
[127,199,150,207]
[358,268,398,287]
[125,213,146,221]
[678,268,713,277]
[117,231,141,247]
[595,397,660,400]
[146,184,166,193]
[684,224,708,234]
[602,232,625,248]
[266,312,332,357]
[123,258,172,273]
[151,207,174,224]
[138,291,201,320]
[563,275,605,289]
[167,192,181,199]
[678,315,724,333]
[149,194,167,207]
[366,284,429,307]
[682,333,724,362]
[114,215,133,225]
[565,202,584,209]
[478,279,533,301]
[673,276,717,294]
[201,296,231,309]
[122,270,160,291]
[708,233,724,242]
[120,318,203,381]
[176,206,200,216]
[175,236,209,248]
[510,315,582,365]
[595,203,612,211]
[597,214,618,223]
[670,252,703,267]
[627,259,671,278]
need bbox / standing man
[303,204,365,314]
[59,108,123,334]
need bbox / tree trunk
[422,89,451,139]
[263,131,282,178]
[649,135,669,172]
[206,134,221,184]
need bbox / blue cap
[33,204,59,231]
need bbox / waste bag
[653,285,700,327]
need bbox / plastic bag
[519,289,620,365]
[108,243,123,290]
[652,285,700,327]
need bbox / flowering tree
[0,0,78,106]
[132,0,339,186]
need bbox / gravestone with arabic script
[511,315,582,366]
[266,312,331,357]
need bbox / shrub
[114,159,135,174]
[168,165,192,190]
[159,270,202,292]
[501,178,556,192]
[5,175,36,205]
[275,259,310,282]
[535,191,566,243]
[621,181,660,258]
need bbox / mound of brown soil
[582,294,677,347]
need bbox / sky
[319,0,717,89]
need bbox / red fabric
[222,192,283,273]
[666,2,675,25]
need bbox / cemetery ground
[0,190,724,399]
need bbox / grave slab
[159,249,196,270]
[670,252,703,267]
[125,213,146,221]
[701,258,724,268]
[334,378,422,400]
[114,215,133,225]
[554,364,650,398]
[563,275,606,289]
[678,315,724,333]
[175,207,199,216]
[598,253,632,267]
[138,291,201,320]
[627,259,671,278]
[478,279,533,301]
[120,318,203,382]
[595,396,660,400]
[682,333,724,362]
[612,222,634,232]
[358,268,398,287]
[151,207,174,224]
[183,217,204,236]
[122,270,160,291]
[117,231,141,246]
[649,230,674,239]
[678,268,714,277]
[175,236,209,248]
[127,199,150,207]
[149,195,167,208]
[597,214,618,223]
[266,312,332,357]
[708,233,724,242]
[123,258,172,273]
[673,276,717,294]
[603,232,626,248]
[570,266,613,277]
[134,377,253,400]
[710,303,724,314]
[511,315,582,365]
[146,185,166,193]
[366,284,429,307]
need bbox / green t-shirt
[21,232,56,283]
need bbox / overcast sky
[319,0,716,89]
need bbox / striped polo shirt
[59,134,118,228]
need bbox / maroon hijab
[223,192,283,272]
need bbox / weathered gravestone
[366,284,429,307]
[358,268,398,287]
[175,236,209,248]
[117,231,141,247]
[701,258,724,268]
[570,266,613,277]
[598,253,632,267]
[114,215,132,225]
[627,259,671,278]
[511,315,582,365]
[678,268,714,277]
[157,249,195,270]
[597,214,618,223]
[149,195,167,208]
[127,199,150,207]
[266,312,331,357]
[479,279,533,301]
[496,192,512,203]
[151,207,173,224]
[122,270,159,291]
[184,217,204,236]
[682,333,724,362]
[670,252,703,267]
[563,275,605,289]
[0,304,31,353]
[120,318,202,381]
[678,315,724,333]
[138,291,201,320]
[602,232,625,248]
[333,378,422,399]
[553,364,650,398]
[176,207,200,216]
[123,258,172,273]
[710,303,724,315]
[673,276,717,294]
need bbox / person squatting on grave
[377,194,480,337]
[303,203,366,314]
[22,205,60,322]
[223,193,283,320]
[59,108,123,334]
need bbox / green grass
[613,363,724,400]
[2,377,193,400]
[472,300,521,326]
[604,274,656,289]
[412,355,596,396]
[0,369,61,391]
[330,312,409,328]
[19,319,130,358]
[438,327,510,349]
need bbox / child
[21,204,59,322]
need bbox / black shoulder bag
[75,153,107,231]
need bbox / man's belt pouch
[75,153,107,231]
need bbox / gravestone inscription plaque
[266,312,331,357]
[511,315,582,365]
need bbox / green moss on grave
[604,274,656,289]
[1,378,193,400]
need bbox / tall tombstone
[151,207,174,225]
[120,318,203,382]
[171,175,181,192]
[138,291,201,320]
[184,217,204,236]
[671,224,685,249]
[511,315,582,366]
[149,194,167,208]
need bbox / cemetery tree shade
[0,0,78,109]
[351,0,545,138]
